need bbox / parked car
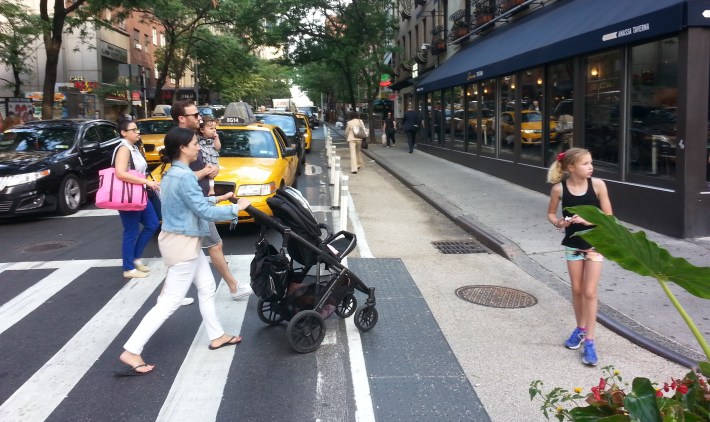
[198,105,225,119]
[296,107,317,128]
[0,119,121,216]
[254,111,305,175]
[134,117,175,166]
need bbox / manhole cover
[20,240,76,253]
[455,285,537,308]
[432,240,486,254]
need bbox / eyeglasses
[126,128,140,133]
[183,112,201,118]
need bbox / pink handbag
[95,168,147,211]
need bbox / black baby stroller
[243,187,378,353]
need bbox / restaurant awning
[416,0,691,93]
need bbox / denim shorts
[565,247,604,262]
[201,221,222,249]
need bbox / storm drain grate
[20,240,76,253]
[455,285,538,308]
[432,240,487,254]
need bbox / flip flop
[208,336,243,350]
[113,363,153,377]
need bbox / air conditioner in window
[135,43,142,50]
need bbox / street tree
[0,1,44,97]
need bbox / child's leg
[208,178,215,196]
[580,258,603,340]
[567,259,586,328]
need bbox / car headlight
[237,182,276,196]
[4,169,51,187]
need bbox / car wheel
[57,174,83,215]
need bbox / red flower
[656,390,663,397]
[598,378,607,390]
[677,383,689,395]
[591,386,602,402]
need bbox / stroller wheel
[354,305,378,333]
[287,310,326,353]
[335,293,357,318]
[257,299,285,325]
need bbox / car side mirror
[283,147,297,157]
[82,141,99,151]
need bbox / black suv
[0,119,121,216]
[254,112,305,174]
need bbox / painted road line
[0,260,166,421]
[157,255,251,421]
[0,259,115,336]
[347,194,373,259]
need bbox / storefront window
[547,60,574,165]
[464,83,479,152]
[442,88,452,148]
[628,37,678,179]
[452,86,465,151]
[499,74,515,158]
[585,50,622,172]
[481,79,496,155]
[430,90,443,145]
[520,67,545,161]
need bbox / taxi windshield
[255,115,296,136]
[522,112,542,123]
[0,127,76,152]
[218,130,278,158]
[136,120,175,134]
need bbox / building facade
[391,0,710,238]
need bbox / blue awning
[416,0,688,93]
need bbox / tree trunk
[12,64,22,98]
[41,33,62,119]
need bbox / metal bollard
[331,162,341,209]
[339,176,349,232]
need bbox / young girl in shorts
[546,148,612,366]
[198,117,221,196]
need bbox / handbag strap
[112,142,137,171]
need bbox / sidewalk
[328,123,708,367]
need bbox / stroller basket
[241,188,378,353]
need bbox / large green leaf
[567,206,710,299]
[623,377,662,422]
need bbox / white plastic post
[332,161,341,209]
[330,156,340,186]
[339,176,349,232]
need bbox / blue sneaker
[582,340,598,366]
[564,327,586,349]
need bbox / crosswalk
[0,256,372,421]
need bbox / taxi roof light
[220,102,256,126]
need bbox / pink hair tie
[557,152,565,162]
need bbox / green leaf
[623,377,662,422]
[698,361,710,377]
[566,206,710,299]
[569,405,622,422]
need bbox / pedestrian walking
[114,120,160,279]
[344,111,365,173]
[382,112,397,148]
[171,100,248,300]
[546,148,612,366]
[402,106,421,153]
[118,127,251,375]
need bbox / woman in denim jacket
[119,127,250,375]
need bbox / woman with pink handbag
[114,120,160,279]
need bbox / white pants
[349,139,364,172]
[123,252,224,354]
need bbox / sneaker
[134,264,150,272]
[181,297,195,306]
[123,269,147,279]
[564,327,586,349]
[582,340,598,366]
[230,285,253,300]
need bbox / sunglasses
[183,112,201,118]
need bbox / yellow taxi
[135,117,175,165]
[296,112,312,153]
[494,110,557,146]
[151,102,299,222]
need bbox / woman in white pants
[344,111,365,174]
[119,127,251,375]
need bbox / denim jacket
[160,161,236,237]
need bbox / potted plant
[452,20,469,39]
[500,0,526,13]
[474,0,495,26]
[401,59,414,71]
[432,37,447,54]
[415,51,427,64]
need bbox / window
[154,64,159,79]
[451,86,465,151]
[584,49,622,172]
[133,29,140,44]
[519,66,545,162]
[628,37,678,179]
[498,74,515,158]
[160,33,165,47]
[152,28,157,45]
[547,60,574,166]
[144,34,150,48]
[480,78,497,155]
